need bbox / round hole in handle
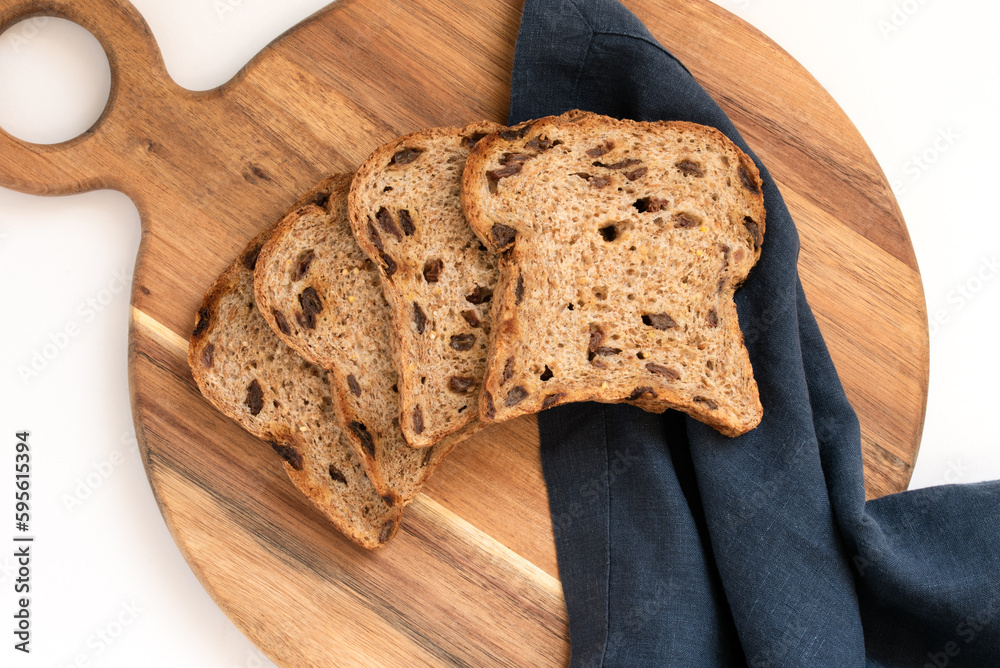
[0,17,111,145]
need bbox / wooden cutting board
[0,0,929,664]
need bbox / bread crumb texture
[253,174,468,506]
[462,111,765,437]
[348,122,503,447]
[188,205,401,549]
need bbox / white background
[0,0,996,665]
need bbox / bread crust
[462,111,765,437]
[347,122,504,448]
[187,188,402,549]
[253,174,477,505]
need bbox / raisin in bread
[461,111,766,437]
[347,121,504,448]
[254,174,467,505]
[187,225,401,549]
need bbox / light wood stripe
[131,306,188,350]
[130,305,563,588]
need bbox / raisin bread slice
[462,111,766,437]
[347,121,504,448]
[254,174,470,505]
[188,225,401,549]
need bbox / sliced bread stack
[187,215,402,549]
[188,110,765,549]
[253,173,464,507]
[189,123,502,549]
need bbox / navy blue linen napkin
[511,1,1000,665]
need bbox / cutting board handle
[0,0,172,196]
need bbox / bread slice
[347,121,504,448]
[462,111,766,437]
[254,174,463,505]
[187,224,402,550]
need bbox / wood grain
[0,0,928,664]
